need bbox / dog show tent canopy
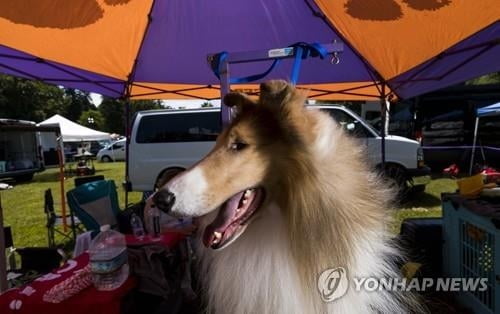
[477,102,500,118]
[39,114,110,142]
[470,102,500,174]
[0,1,498,102]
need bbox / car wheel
[101,155,112,162]
[15,173,34,182]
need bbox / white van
[96,138,126,162]
[129,106,430,193]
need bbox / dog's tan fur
[165,81,421,313]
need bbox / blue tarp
[477,102,500,117]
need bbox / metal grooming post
[208,42,344,126]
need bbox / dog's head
[154,80,310,250]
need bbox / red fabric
[0,232,185,314]
[0,253,135,314]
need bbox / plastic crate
[442,194,500,314]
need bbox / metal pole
[124,99,131,207]
[0,189,8,292]
[56,132,67,232]
[380,84,387,168]
[469,116,479,175]
[219,59,231,127]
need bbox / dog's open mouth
[203,187,265,250]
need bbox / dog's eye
[230,142,248,151]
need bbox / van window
[136,111,221,143]
[324,109,374,138]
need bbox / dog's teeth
[244,190,252,197]
[212,233,221,245]
[242,199,248,205]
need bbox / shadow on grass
[30,168,107,184]
[400,191,442,209]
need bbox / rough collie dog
[153,81,419,313]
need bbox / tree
[64,88,95,121]
[98,97,163,134]
[466,72,500,85]
[78,109,105,130]
[0,74,68,122]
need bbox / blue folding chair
[66,180,121,233]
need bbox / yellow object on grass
[401,262,422,280]
[457,174,484,198]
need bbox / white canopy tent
[38,114,110,142]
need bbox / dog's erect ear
[259,80,306,114]
[223,92,256,109]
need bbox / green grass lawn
[2,162,458,248]
[2,162,142,248]
[391,177,457,233]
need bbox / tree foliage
[0,74,164,134]
[466,72,500,85]
[0,74,70,121]
[78,109,105,130]
[98,97,163,134]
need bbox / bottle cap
[100,224,110,232]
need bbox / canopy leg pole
[380,84,387,168]
[219,59,231,127]
[469,116,479,175]
[124,99,131,207]
[0,192,7,292]
[57,133,67,232]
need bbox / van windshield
[136,111,221,143]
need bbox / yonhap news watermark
[317,267,489,302]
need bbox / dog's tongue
[203,191,244,247]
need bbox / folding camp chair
[66,180,121,233]
[44,188,82,247]
[74,175,104,187]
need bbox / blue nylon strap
[290,46,303,85]
[210,42,328,85]
[289,42,328,84]
[211,51,280,84]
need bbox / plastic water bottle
[89,225,129,291]
[130,213,145,239]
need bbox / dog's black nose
[153,189,176,213]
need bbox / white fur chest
[197,203,311,314]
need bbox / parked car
[128,107,430,195]
[96,139,126,162]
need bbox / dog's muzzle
[153,189,176,214]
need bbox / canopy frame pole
[56,131,68,232]
[219,59,231,126]
[0,190,7,292]
[209,42,344,125]
[469,116,479,175]
[124,96,131,207]
[380,83,387,168]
